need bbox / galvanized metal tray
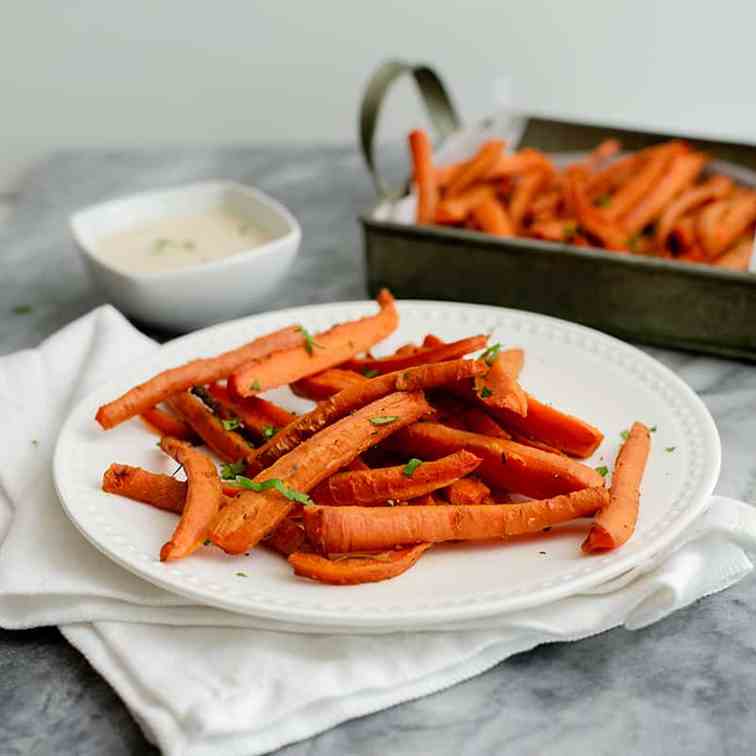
[359,60,756,361]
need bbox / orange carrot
[228,290,398,397]
[95,325,304,429]
[471,198,514,237]
[486,393,603,458]
[463,407,511,439]
[390,423,604,498]
[695,199,729,256]
[712,237,754,271]
[656,175,734,247]
[207,383,295,439]
[582,421,651,552]
[291,368,368,401]
[342,334,488,374]
[168,391,254,463]
[409,129,438,224]
[312,450,481,506]
[443,476,491,505]
[474,348,527,416]
[289,543,432,585]
[435,184,496,224]
[446,140,505,197]
[209,391,432,554]
[506,431,566,457]
[621,152,706,234]
[510,171,549,231]
[158,437,222,561]
[305,487,608,552]
[701,192,756,258]
[248,359,484,475]
[141,406,196,441]
[102,463,187,514]
[266,517,308,556]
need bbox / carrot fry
[435,185,496,224]
[248,359,484,475]
[390,423,604,498]
[711,237,754,271]
[702,192,756,258]
[656,175,734,247]
[443,476,491,506]
[312,450,481,506]
[168,391,254,463]
[409,129,438,225]
[209,391,432,554]
[95,325,304,429]
[463,407,511,439]
[446,140,505,197]
[305,487,608,552]
[582,422,651,552]
[695,199,730,256]
[102,463,188,514]
[622,152,706,234]
[141,406,196,441]
[486,393,604,458]
[228,290,398,398]
[289,543,432,585]
[207,383,295,439]
[158,437,222,561]
[342,334,488,375]
[291,368,368,401]
[471,198,514,237]
[474,348,527,416]
[510,171,549,231]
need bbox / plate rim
[53,298,721,630]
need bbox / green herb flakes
[235,571,248,578]
[620,430,630,441]
[479,342,502,366]
[403,458,423,477]
[249,379,261,392]
[12,305,32,315]
[222,417,241,431]
[262,425,278,439]
[665,446,676,453]
[369,416,399,426]
[220,459,246,480]
[363,369,379,378]
[595,465,609,477]
[480,386,493,399]
[297,325,323,356]
[231,476,313,505]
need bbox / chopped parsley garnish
[31,439,39,447]
[369,415,399,426]
[12,305,32,315]
[620,430,630,441]
[235,571,248,577]
[595,194,611,208]
[363,369,380,378]
[230,476,313,505]
[220,459,246,479]
[665,446,676,453]
[262,425,278,439]
[403,458,423,477]
[480,386,493,399]
[479,342,502,366]
[203,539,212,546]
[649,425,657,433]
[595,465,609,477]
[539,551,547,555]
[249,379,261,392]
[222,417,241,431]
[297,325,323,356]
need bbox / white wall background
[1,1,754,185]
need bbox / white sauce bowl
[70,180,301,331]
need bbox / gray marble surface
[1,146,755,756]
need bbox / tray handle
[359,60,462,199]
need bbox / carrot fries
[409,129,438,224]
[304,487,608,552]
[141,406,196,441]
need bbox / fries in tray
[98,290,651,585]
[409,130,756,271]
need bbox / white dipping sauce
[96,208,272,273]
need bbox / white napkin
[2,306,756,756]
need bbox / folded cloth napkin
[2,306,756,756]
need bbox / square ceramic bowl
[71,180,301,332]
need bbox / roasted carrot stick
[168,391,254,463]
[486,393,603,458]
[209,391,432,554]
[207,383,295,439]
[656,175,733,247]
[443,476,491,505]
[712,237,754,271]
[702,192,756,258]
[582,422,651,552]
[291,368,368,401]
[474,348,527,416]
[435,184,496,224]
[95,325,304,429]
[409,129,438,224]
[228,290,398,398]
[248,359,484,475]
[305,487,608,552]
[390,423,604,498]
[463,407,511,439]
[446,140,505,197]
[102,463,188,514]
[141,406,196,441]
[342,334,487,374]
[695,199,729,256]
[510,171,549,231]
[158,437,222,561]
[266,517,308,556]
[312,450,481,506]
[471,197,514,237]
[621,152,706,234]
[289,543,432,585]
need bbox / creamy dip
[96,208,272,273]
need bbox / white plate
[54,300,720,631]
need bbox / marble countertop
[1,146,755,756]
